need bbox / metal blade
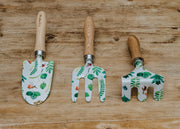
[122,59,164,102]
[22,56,54,105]
[72,60,106,102]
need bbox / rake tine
[72,69,81,103]
[71,79,79,103]
[122,35,164,102]
[154,84,164,101]
[72,16,106,102]
[122,81,131,102]
[138,85,147,101]
[98,77,106,102]
[85,78,93,102]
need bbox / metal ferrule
[133,57,144,67]
[84,54,94,63]
[35,50,45,59]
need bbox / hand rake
[122,35,164,102]
[71,16,106,103]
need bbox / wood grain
[0,0,180,128]
[35,11,46,52]
[128,35,143,63]
[84,16,94,56]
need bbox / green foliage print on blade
[77,66,84,76]
[40,73,47,79]
[46,61,54,74]
[40,82,46,89]
[74,93,78,97]
[130,77,140,88]
[135,60,141,66]
[99,79,105,98]
[88,84,93,91]
[123,72,134,79]
[26,91,41,99]
[92,66,102,76]
[22,75,27,82]
[29,74,41,79]
[154,89,163,101]
[85,92,89,97]
[150,74,164,85]
[87,74,94,80]
[30,60,38,75]
[137,72,152,78]
[102,71,106,78]
[122,95,130,102]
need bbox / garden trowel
[22,11,54,105]
[72,16,106,103]
[122,35,164,102]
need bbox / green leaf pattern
[72,63,106,102]
[130,77,140,88]
[30,60,38,75]
[26,91,41,100]
[150,74,164,85]
[99,79,105,98]
[40,73,47,79]
[77,66,84,76]
[40,82,46,89]
[92,67,102,76]
[135,61,141,66]
[122,95,130,102]
[74,93,78,97]
[22,57,54,105]
[123,72,134,79]
[22,75,27,82]
[122,60,164,102]
[87,74,94,80]
[46,61,54,74]
[88,84,93,91]
[154,89,163,101]
[85,92,89,97]
[137,72,151,78]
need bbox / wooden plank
[1,119,180,129]
[0,0,180,128]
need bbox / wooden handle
[128,35,143,62]
[34,11,46,52]
[84,16,94,56]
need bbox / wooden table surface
[0,0,180,128]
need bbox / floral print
[122,59,164,102]
[72,60,106,103]
[22,56,54,105]
[150,74,164,85]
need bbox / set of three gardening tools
[22,11,164,105]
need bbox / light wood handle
[84,16,94,56]
[128,35,143,62]
[34,11,46,52]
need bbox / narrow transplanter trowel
[72,16,106,102]
[122,35,164,102]
[22,11,54,105]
